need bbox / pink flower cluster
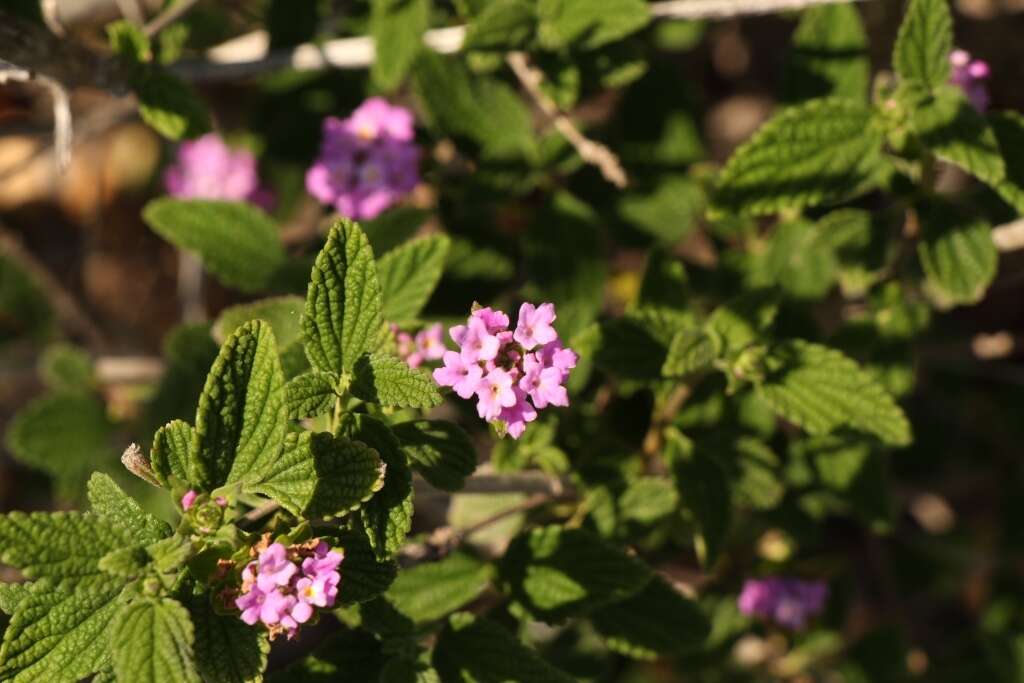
[164,133,273,208]
[950,49,990,112]
[394,322,445,369]
[235,541,342,639]
[305,97,419,220]
[738,577,828,630]
[433,303,577,439]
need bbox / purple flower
[499,387,538,439]
[472,307,510,333]
[396,323,446,368]
[301,541,344,577]
[180,489,198,511]
[738,578,829,630]
[459,318,500,364]
[164,133,271,206]
[305,98,419,220]
[520,363,569,409]
[434,351,484,399]
[255,543,297,593]
[476,368,517,420]
[950,49,991,112]
[513,303,558,350]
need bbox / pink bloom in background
[433,302,577,439]
[164,133,273,208]
[305,97,419,220]
[738,577,829,630]
[393,322,446,369]
[234,540,343,639]
[950,49,991,112]
[180,489,198,510]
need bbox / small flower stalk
[737,577,829,630]
[306,97,420,220]
[433,303,577,439]
[234,540,343,640]
[949,49,990,112]
[164,133,273,207]
[393,322,446,369]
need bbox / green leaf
[662,328,715,377]
[335,529,398,605]
[212,295,305,347]
[617,175,704,244]
[266,630,385,682]
[446,237,515,281]
[537,0,650,51]
[892,0,952,90]
[285,371,339,419]
[247,431,385,518]
[144,323,219,435]
[135,67,210,140]
[151,419,196,488]
[590,575,710,659]
[107,19,151,62]
[87,473,171,545]
[110,598,200,683]
[671,440,731,568]
[0,253,53,346]
[193,320,287,490]
[434,612,575,683]
[619,477,680,524]
[910,85,1006,186]
[0,579,124,682]
[188,596,269,683]
[639,249,688,311]
[782,3,869,103]
[500,525,652,622]
[377,235,451,323]
[0,584,30,616]
[463,0,535,50]
[380,658,441,683]
[38,343,94,391]
[989,111,1024,215]
[705,289,779,358]
[363,207,432,256]
[143,199,286,293]
[386,552,491,623]
[596,308,688,381]
[759,219,839,299]
[756,339,912,446]
[0,512,134,590]
[392,420,477,491]
[341,415,414,560]
[371,0,430,91]
[917,202,997,306]
[712,98,884,217]
[303,219,385,375]
[350,353,442,409]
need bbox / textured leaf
[285,371,339,419]
[371,0,429,91]
[143,199,285,292]
[303,219,385,375]
[537,0,649,51]
[110,598,199,683]
[335,530,398,605]
[0,512,134,590]
[392,420,477,491]
[135,68,210,140]
[662,328,715,377]
[705,289,779,357]
[500,525,652,622]
[463,0,535,50]
[212,296,304,347]
[377,234,450,323]
[434,612,575,683]
[760,219,839,299]
[386,552,491,623]
[672,444,731,568]
[0,579,124,682]
[247,431,385,519]
[350,353,443,409]
[193,320,287,490]
[87,473,170,545]
[989,111,1024,215]
[151,419,196,488]
[712,98,884,217]
[917,203,997,306]
[892,0,952,90]
[591,575,710,659]
[910,85,1005,186]
[189,596,268,683]
[0,584,30,616]
[619,477,680,524]
[341,415,414,560]
[596,308,688,381]
[757,340,912,446]
[782,3,869,103]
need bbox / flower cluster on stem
[305,97,419,220]
[737,577,828,630]
[164,133,273,208]
[433,303,577,439]
[234,540,342,639]
[949,49,990,112]
[393,322,445,369]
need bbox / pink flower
[460,318,500,364]
[255,543,297,592]
[415,324,446,362]
[520,364,569,409]
[476,368,517,420]
[499,388,538,439]
[305,99,419,220]
[738,578,829,630]
[164,133,272,206]
[434,351,484,399]
[471,307,510,333]
[949,49,990,112]
[180,489,198,511]
[513,303,558,350]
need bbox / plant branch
[143,0,200,37]
[505,51,628,188]
[0,59,72,173]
